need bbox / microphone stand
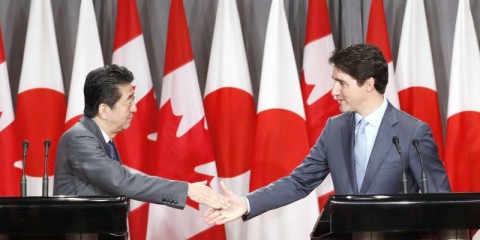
[43,140,51,197]
[412,139,429,193]
[393,137,408,194]
[21,140,29,197]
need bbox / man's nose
[131,102,138,112]
[331,82,340,97]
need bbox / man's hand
[188,181,229,209]
[204,182,248,225]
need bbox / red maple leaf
[154,100,215,209]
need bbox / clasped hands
[204,182,248,225]
[188,181,247,225]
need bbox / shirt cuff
[241,196,251,214]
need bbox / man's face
[106,84,137,134]
[330,67,369,113]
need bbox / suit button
[162,198,166,202]
[174,200,178,204]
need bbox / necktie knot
[356,118,368,134]
[107,140,118,161]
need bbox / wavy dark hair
[83,64,134,118]
[329,43,388,94]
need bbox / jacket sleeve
[66,132,189,209]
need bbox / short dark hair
[83,64,134,118]
[329,43,388,94]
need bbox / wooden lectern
[311,193,480,240]
[0,196,129,240]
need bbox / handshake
[188,181,248,225]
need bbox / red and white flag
[204,0,256,238]
[112,0,158,239]
[15,0,66,196]
[247,0,319,238]
[366,0,399,108]
[147,0,226,239]
[0,24,21,196]
[445,0,480,193]
[301,0,337,210]
[396,0,445,159]
[65,0,104,130]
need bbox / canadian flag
[300,0,337,210]
[203,0,256,239]
[247,0,319,239]
[147,0,226,239]
[65,0,104,130]
[15,0,66,196]
[111,0,158,239]
[0,24,21,196]
[445,0,480,193]
[395,0,445,159]
[366,0,399,108]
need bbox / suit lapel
[360,103,398,192]
[81,117,113,160]
[341,113,358,193]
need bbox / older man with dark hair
[54,64,228,210]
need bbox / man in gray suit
[54,64,228,210]
[204,43,451,224]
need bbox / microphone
[21,140,29,197]
[392,137,408,194]
[412,139,428,193]
[43,139,51,197]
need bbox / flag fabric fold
[445,0,480,193]
[444,4,480,237]
[204,0,256,238]
[301,0,338,210]
[0,23,21,196]
[65,0,104,130]
[15,0,66,196]
[112,0,158,239]
[395,0,445,159]
[247,0,319,239]
[147,0,226,239]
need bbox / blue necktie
[107,140,118,161]
[355,119,368,191]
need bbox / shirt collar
[355,97,388,129]
[92,118,112,143]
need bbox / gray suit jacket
[53,117,188,209]
[244,103,451,220]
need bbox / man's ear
[365,77,375,92]
[98,103,109,120]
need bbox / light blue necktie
[355,119,368,191]
[107,140,118,161]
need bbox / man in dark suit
[54,64,228,210]
[204,43,451,224]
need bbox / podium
[0,196,129,240]
[311,193,480,239]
